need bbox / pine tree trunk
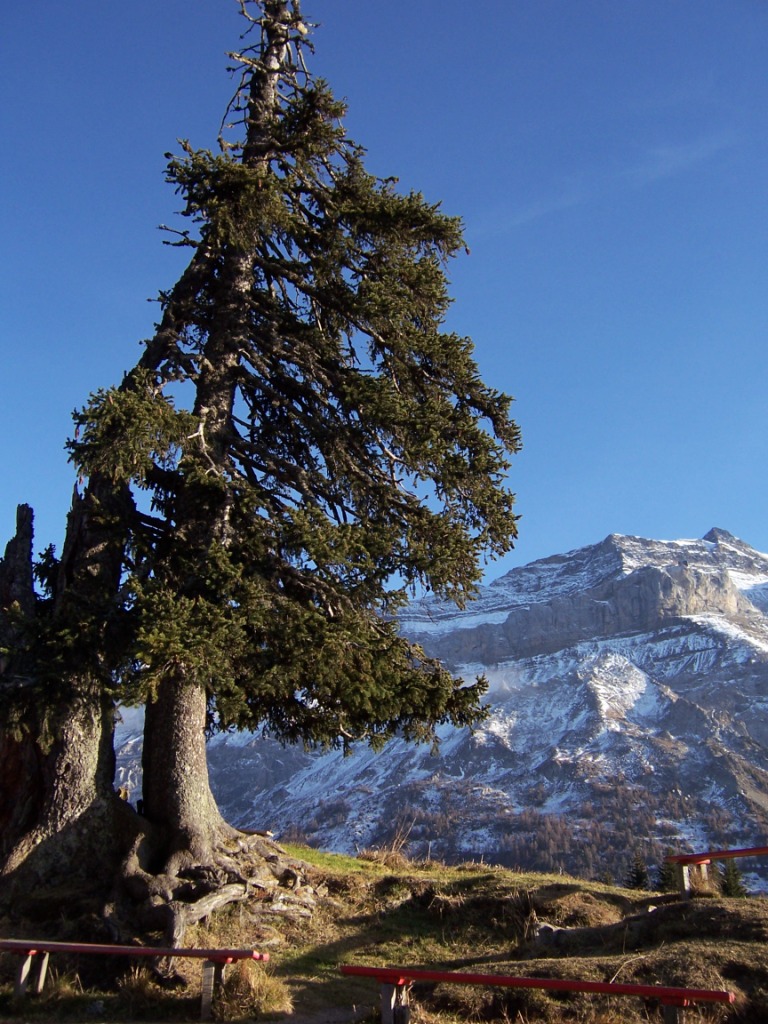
[0,686,119,886]
[137,673,303,947]
[142,672,230,870]
[0,492,129,909]
[0,504,39,852]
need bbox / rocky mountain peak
[703,527,739,544]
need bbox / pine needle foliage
[654,853,679,893]
[68,0,521,752]
[624,852,649,891]
[719,859,748,898]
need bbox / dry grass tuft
[216,960,293,1020]
[357,847,412,870]
[38,967,84,1000]
[115,964,163,1016]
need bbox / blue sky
[2,1,767,581]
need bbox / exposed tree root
[2,798,315,974]
[103,813,314,960]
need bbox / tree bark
[0,688,119,888]
[0,504,35,625]
[0,504,39,848]
[137,672,305,947]
[142,672,230,869]
[0,491,127,908]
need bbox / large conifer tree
[2,0,520,933]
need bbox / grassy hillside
[1,844,766,1022]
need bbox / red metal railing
[340,964,735,1008]
[0,939,269,963]
[666,844,768,866]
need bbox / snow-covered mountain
[116,528,768,882]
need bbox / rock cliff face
[116,528,768,884]
[400,529,761,662]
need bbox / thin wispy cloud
[503,183,588,228]
[475,129,739,238]
[623,131,738,188]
